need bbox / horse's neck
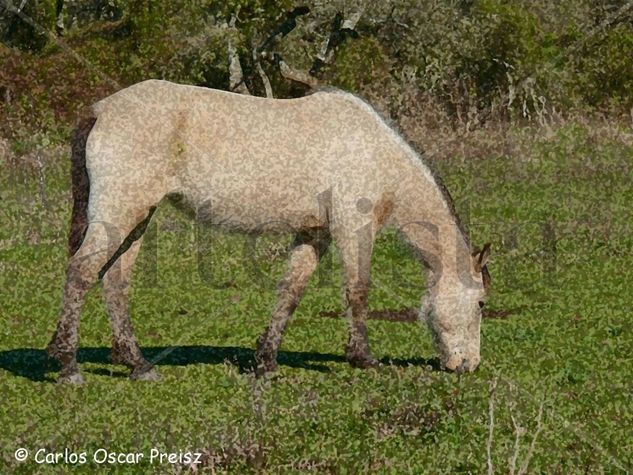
[394,166,471,277]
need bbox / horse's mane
[312,87,471,248]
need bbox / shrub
[0,0,56,51]
[331,37,392,92]
[573,25,633,109]
[1,0,632,137]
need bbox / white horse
[47,80,491,383]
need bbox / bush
[1,0,633,137]
[119,0,292,87]
[0,0,56,51]
[332,37,392,92]
[573,25,633,109]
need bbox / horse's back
[85,80,418,231]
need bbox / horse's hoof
[254,355,278,378]
[346,352,380,369]
[57,372,85,384]
[130,367,160,381]
[255,361,278,377]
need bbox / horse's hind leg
[47,222,120,383]
[255,230,331,374]
[102,237,159,381]
[48,208,156,383]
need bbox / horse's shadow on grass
[0,346,440,382]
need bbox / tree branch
[257,6,310,53]
[253,47,273,98]
[310,10,362,76]
[228,39,250,95]
[275,54,319,88]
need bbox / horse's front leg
[339,227,379,368]
[418,270,437,323]
[255,230,330,375]
[102,237,159,381]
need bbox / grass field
[0,121,631,473]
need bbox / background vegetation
[0,0,632,473]
[1,0,633,135]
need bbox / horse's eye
[478,301,485,309]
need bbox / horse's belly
[184,183,327,234]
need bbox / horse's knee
[67,227,116,289]
[345,283,369,312]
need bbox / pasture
[0,120,631,473]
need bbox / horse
[47,80,491,383]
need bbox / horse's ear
[473,242,491,272]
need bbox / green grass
[0,123,631,473]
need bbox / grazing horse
[47,80,491,383]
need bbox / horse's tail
[68,113,97,256]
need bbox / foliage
[0,0,56,51]
[1,0,633,138]
[573,24,633,108]
[331,36,392,91]
[367,0,632,123]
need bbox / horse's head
[422,243,491,373]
